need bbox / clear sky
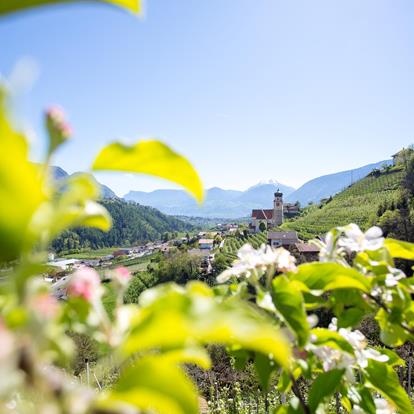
[1,0,414,196]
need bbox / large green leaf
[272,276,309,347]
[122,282,291,369]
[29,173,112,244]
[365,359,414,413]
[99,356,199,414]
[92,140,204,203]
[0,0,141,16]
[0,88,46,261]
[385,238,414,260]
[291,263,370,293]
[308,369,344,413]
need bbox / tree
[259,222,267,232]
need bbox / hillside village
[43,147,414,297]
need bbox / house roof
[295,243,320,253]
[268,231,299,240]
[252,209,274,219]
[199,239,214,244]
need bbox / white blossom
[311,318,388,377]
[216,244,296,283]
[338,224,384,253]
[374,398,396,414]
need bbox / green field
[282,167,404,239]
[221,232,268,260]
[61,247,122,259]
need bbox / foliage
[0,0,141,16]
[216,225,414,413]
[153,250,202,284]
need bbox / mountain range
[124,181,296,219]
[123,160,392,218]
[53,159,393,219]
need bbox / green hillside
[52,199,192,252]
[221,231,268,260]
[282,166,404,239]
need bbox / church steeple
[273,189,284,226]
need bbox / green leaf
[254,352,276,391]
[30,173,112,243]
[385,238,414,260]
[99,356,199,414]
[365,359,414,414]
[291,263,370,293]
[0,88,46,261]
[308,369,344,413]
[0,0,141,16]
[92,140,204,203]
[122,282,291,370]
[375,308,409,347]
[272,276,309,347]
[160,347,211,370]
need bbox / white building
[267,231,299,248]
[199,239,214,250]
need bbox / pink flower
[46,105,73,139]
[67,267,102,301]
[113,266,131,286]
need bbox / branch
[290,374,310,414]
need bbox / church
[250,191,299,233]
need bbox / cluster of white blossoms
[317,224,385,264]
[308,318,388,382]
[338,224,384,253]
[217,244,297,283]
[370,266,405,303]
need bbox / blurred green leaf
[385,238,414,260]
[0,0,141,16]
[122,282,291,369]
[92,140,204,203]
[272,276,309,347]
[291,263,370,293]
[0,88,46,261]
[375,308,409,347]
[365,359,414,414]
[308,369,344,413]
[30,173,111,243]
[100,355,199,414]
[254,352,276,391]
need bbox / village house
[250,191,299,232]
[292,242,320,263]
[199,239,214,250]
[267,231,299,248]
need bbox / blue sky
[1,0,414,196]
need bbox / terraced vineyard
[221,232,268,261]
[282,167,404,239]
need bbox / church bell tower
[273,190,284,226]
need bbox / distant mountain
[286,160,393,206]
[124,181,295,218]
[51,166,117,199]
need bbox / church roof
[252,209,274,219]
